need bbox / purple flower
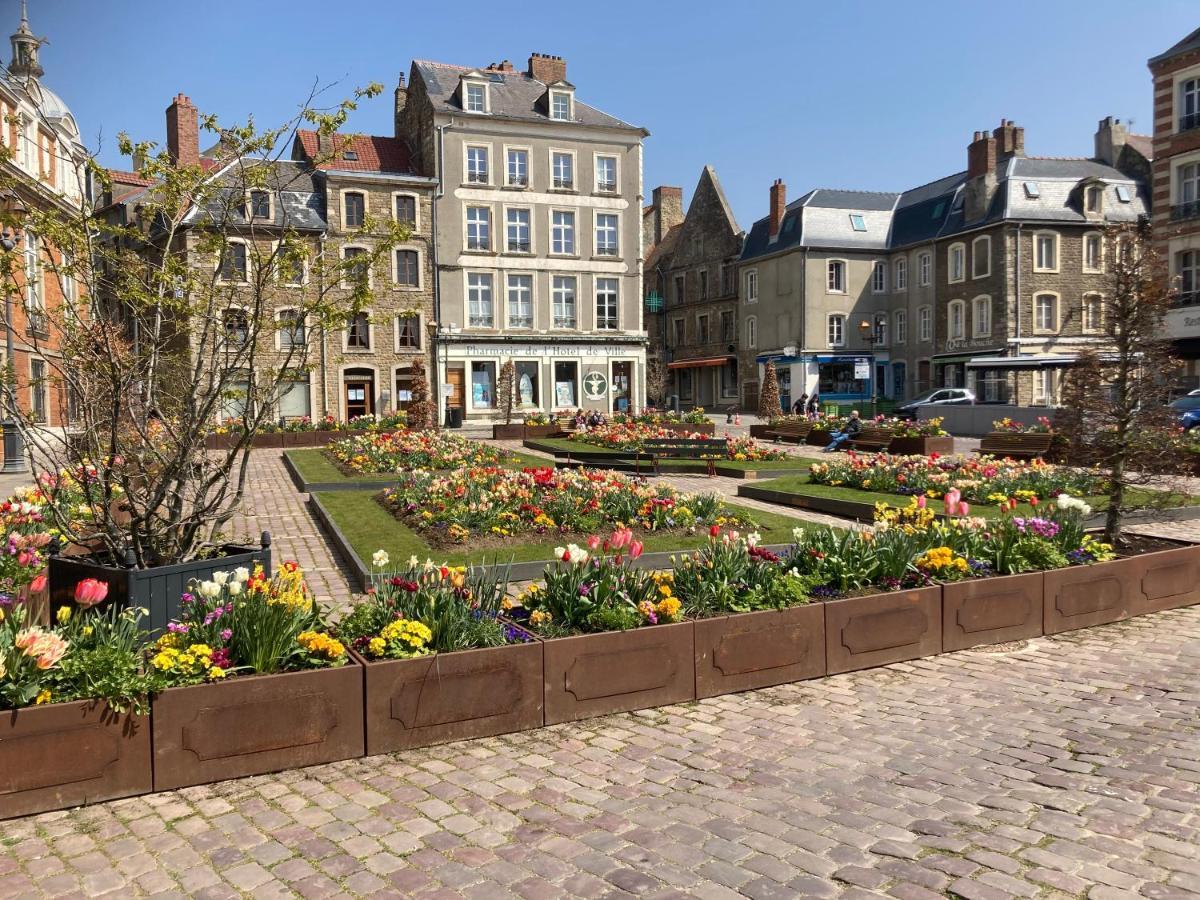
[578,583,591,596]
[167,622,190,634]
[220,628,232,641]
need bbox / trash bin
[823,402,840,417]
[445,405,463,429]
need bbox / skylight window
[1024,182,1041,199]
[343,150,358,161]
[783,216,796,234]
[849,214,866,232]
[932,201,945,219]
[1115,184,1131,203]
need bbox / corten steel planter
[888,436,954,456]
[357,636,543,754]
[661,422,716,435]
[0,702,151,820]
[542,621,695,725]
[48,537,271,637]
[749,424,772,439]
[824,586,942,675]
[1043,557,1136,635]
[522,424,560,438]
[1127,543,1200,617]
[693,604,825,700]
[807,430,834,447]
[151,661,364,791]
[942,572,1044,652]
[491,424,526,440]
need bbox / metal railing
[552,177,574,190]
[1180,112,1200,133]
[1171,200,1200,222]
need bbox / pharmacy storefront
[756,351,879,412]
[438,336,646,423]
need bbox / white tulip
[746,532,761,548]
[233,567,250,582]
[212,571,230,586]
[227,581,243,596]
[197,580,220,599]
[372,550,390,568]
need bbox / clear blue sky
[19,0,1195,229]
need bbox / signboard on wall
[583,372,608,399]
[853,358,871,380]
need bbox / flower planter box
[1126,543,1200,617]
[49,539,271,636]
[824,586,942,675]
[291,431,340,447]
[491,424,526,440]
[357,638,543,755]
[942,572,1044,652]
[523,424,559,438]
[542,622,695,725]
[693,604,825,700]
[807,430,834,447]
[661,422,715,435]
[888,436,954,456]
[151,662,364,791]
[749,424,772,439]
[204,431,343,450]
[0,702,152,820]
[1043,557,1135,635]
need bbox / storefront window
[471,361,496,408]
[553,361,577,407]
[817,361,865,396]
[277,375,310,418]
[515,361,540,408]
[720,360,738,399]
[611,361,631,412]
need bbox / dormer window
[1085,184,1103,214]
[464,82,487,113]
[343,150,358,161]
[549,90,572,121]
[248,190,271,220]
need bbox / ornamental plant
[337,553,525,657]
[671,528,816,616]
[891,417,950,438]
[328,430,508,475]
[569,423,786,461]
[148,561,345,686]
[517,528,681,635]
[379,465,748,544]
[992,416,1053,434]
[523,411,552,426]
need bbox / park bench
[554,415,578,436]
[846,425,896,452]
[974,432,1054,461]
[765,421,813,443]
[558,437,729,476]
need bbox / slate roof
[411,60,645,132]
[181,158,326,231]
[1149,26,1200,65]
[294,130,414,174]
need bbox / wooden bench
[846,426,896,452]
[641,438,729,476]
[765,421,813,443]
[555,415,579,436]
[974,432,1054,461]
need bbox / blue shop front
[756,351,884,413]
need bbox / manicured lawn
[528,437,814,474]
[314,490,818,567]
[287,447,552,485]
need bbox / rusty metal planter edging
[824,586,943,675]
[942,571,1045,652]
[693,603,826,700]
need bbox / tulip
[1029,496,1039,507]
[74,578,109,608]
[587,535,601,550]
[958,501,970,516]
[916,496,927,509]
[629,540,643,560]
[709,524,720,538]
[29,573,47,594]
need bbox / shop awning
[964,353,1129,369]
[668,356,732,369]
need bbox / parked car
[894,388,975,420]
[1170,395,1200,430]
[1182,409,1200,431]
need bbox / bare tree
[405,356,433,430]
[497,358,515,425]
[645,355,668,408]
[757,359,781,420]
[1056,222,1186,545]
[0,84,406,566]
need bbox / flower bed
[613,407,710,426]
[569,423,785,461]
[807,452,1098,504]
[377,466,752,548]
[327,430,509,476]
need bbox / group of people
[787,391,862,453]
[572,409,608,430]
[790,393,822,417]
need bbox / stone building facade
[397,54,649,423]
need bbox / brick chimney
[993,119,1025,160]
[528,52,566,84]
[166,93,199,169]
[964,129,998,222]
[1094,116,1128,167]
[394,72,407,136]
[647,185,683,246]
[967,130,996,179]
[768,178,787,239]
[487,59,514,72]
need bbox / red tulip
[1029,496,1039,507]
[709,524,720,537]
[74,578,109,608]
[29,573,47,594]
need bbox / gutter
[433,121,452,426]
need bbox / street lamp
[857,319,879,418]
[0,191,28,474]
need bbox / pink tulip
[610,528,632,550]
[916,496,927,509]
[74,578,109,608]
[629,541,643,560]
[958,501,970,516]
[587,535,601,550]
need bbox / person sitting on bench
[823,410,862,452]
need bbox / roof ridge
[1024,155,1090,161]
[899,169,967,195]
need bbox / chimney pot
[166,93,200,169]
[769,179,787,238]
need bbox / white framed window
[506,274,533,329]
[59,250,77,304]
[948,243,965,283]
[551,150,575,190]
[342,191,366,229]
[465,145,490,185]
[697,313,710,343]
[972,296,991,337]
[874,312,888,346]
[871,260,887,293]
[918,252,931,286]
[1179,161,1200,205]
[595,278,618,330]
[918,305,932,342]
[948,300,965,340]
[849,214,866,232]
[1082,293,1103,333]
[595,213,619,257]
[550,209,575,255]
[1083,232,1103,273]
[1179,249,1200,301]
[827,259,846,293]
[1032,369,1058,406]
[393,193,418,228]
[29,357,47,424]
[1085,184,1103,214]
[549,90,572,121]
[396,314,421,349]
[341,245,370,288]
[1034,292,1058,332]
[393,248,420,288]
[467,272,494,327]
[827,313,845,347]
[745,315,757,349]
[23,231,43,307]
[277,308,305,350]
[745,269,758,303]
[894,309,907,344]
[505,207,531,253]
[464,81,487,113]
[346,311,371,349]
[971,236,991,278]
[277,374,311,419]
[247,190,272,220]
[471,361,497,409]
[218,239,248,283]
[1181,76,1200,131]
[552,275,577,328]
[506,147,529,187]
[594,155,618,193]
[894,257,907,291]
[466,206,491,251]
[1033,232,1059,272]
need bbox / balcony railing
[508,315,532,329]
[467,171,489,184]
[596,181,617,193]
[1171,200,1200,222]
[552,177,574,190]
[553,316,576,329]
[507,240,531,253]
[596,245,619,257]
[507,175,528,187]
[1175,289,1200,308]
[1180,112,1200,133]
[596,316,618,330]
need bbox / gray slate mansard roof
[182,159,326,232]
[741,156,1147,263]
[411,60,646,133]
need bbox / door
[611,361,632,413]
[345,380,373,419]
[446,367,465,411]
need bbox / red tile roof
[296,130,414,173]
[107,168,154,187]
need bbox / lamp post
[0,191,28,474]
[857,319,879,419]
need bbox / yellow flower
[35,689,52,705]
[207,667,226,680]
[368,637,385,657]
[56,606,71,624]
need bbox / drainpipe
[318,231,329,417]
[1013,223,1022,405]
[433,122,451,426]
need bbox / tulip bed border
[521,439,814,480]
[4,541,1197,820]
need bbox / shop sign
[583,372,609,399]
[455,343,638,358]
[853,358,871,379]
